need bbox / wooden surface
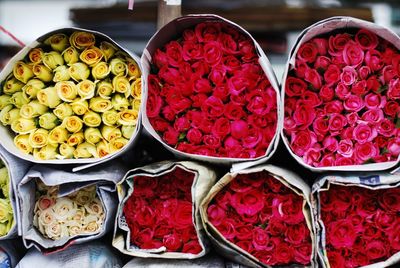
[157,0,182,30]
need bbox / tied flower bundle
[0,31,141,160]
[206,171,312,266]
[0,162,13,237]
[146,21,278,159]
[122,167,202,254]
[319,184,400,268]
[33,182,105,240]
[284,28,400,167]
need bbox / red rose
[355,29,378,49]
[377,118,395,137]
[174,116,190,132]
[327,219,357,248]
[327,250,346,268]
[358,66,371,80]
[304,68,322,89]
[163,233,183,251]
[158,66,181,85]
[207,204,226,226]
[182,240,202,254]
[238,39,257,62]
[173,200,194,229]
[150,117,170,132]
[388,222,400,250]
[182,41,203,61]
[209,66,226,86]
[191,60,210,77]
[335,82,350,100]
[230,120,248,140]
[212,85,229,102]
[195,22,221,42]
[292,101,316,129]
[211,117,230,139]
[153,49,169,69]
[285,223,309,245]
[365,49,383,72]
[246,90,275,116]
[203,41,223,66]
[302,91,321,107]
[230,189,264,216]
[367,75,381,92]
[133,176,158,198]
[203,135,221,149]
[165,41,183,67]
[388,78,400,100]
[354,142,379,163]
[324,64,341,85]
[146,90,163,118]
[294,243,312,265]
[381,65,397,84]
[351,80,367,96]
[274,241,295,264]
[393,54,400,77]
[215,218,236,240]
[313,37,328,55]
[343,41,364,67]
[186,128,203,145]
[285,77,307,97]
[290,130,317,156]
[366,240,389,261]
[252,227,270,250]
[328,33,351,55]
[378,188,400,213]
[220,33,238,54]
[182,28,197,42]
[320,153,335,167]
[328,113,347,135]
[193,78,213,94]
[319,85,334,101]
[272,195,305,225]
[135,205,157,227]
[163,127,179,146]
[343,94,364,112]
[190,93,208,108]
[134,228,154,247]
[298,42,318,63]
[242,126,262,149]
[304,147,322,166]
[235,224,254,240]
[236,241,255,255]
[295,60,309,78]
[375,210,396,230]
[315,56,331,70]
[201,96,224,118]
[222,55,241,73]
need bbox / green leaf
[381,147,389,154]
[396,116,400,129]
[178,132,186,141]
[307,83,316,92]
[363,158,376,164]
[377,85,388,94]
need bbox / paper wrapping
[113,160,217,259]
[281,16,400,172]
[141,14,281,172]
[200,164,317,268]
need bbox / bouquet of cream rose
[0,162,13,238]
[0,30,141,161]
[33,182,104,240]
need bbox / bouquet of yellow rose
[0,29,141,163]
[0,161,13,237]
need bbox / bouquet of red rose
[142,15,280,167]
[200,165,315,267]
[113,161,216,258]
[282,17,400,170]
[313,173,400,268]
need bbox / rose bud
[89,97,112,113]
[83,111,102,127]
[11,117,36,134]
[28,128,49,148]
[67,131,84,147]
[113,75,131,97]
[69,31,95,50]
[97,81,114,99]
[110,58,127,76]
[80,46,104,67]
[53,103,73,120]
[84,128,102,144]
[118,109,138,126]
[29,48,44,64]
[10,91,29,108]
[3,76,24,94]
[230,120,249,140]
[45,33,69,52]
[63,116,83,133]
[62,46,79,65]
[130,78,141,98]
[32,64,53,82]
[48,126,68,144]
[59,143,75,158]
[92,61,110,80]
[53,65,71,82]
[109,137,128,153]
[77,80,96,99]
[20,100,48,119]
[39,113,59,130]
[73,142,98,158]
[100,41,117,61]
[131,98,140,111]
[101,125,122,142]
[127,58,140,78]
[122,125,135,139]
[14,134,33,155]
[55,81,78,102]
[33,144,58,160]
[69,63,90,82]
[13,61,34,83]
[70,98,89,115]
[0,95,11,110]
[22,79,45,99]
[111,94,130,111]
[101,109,118,126]
[96,140,110,158]
[43,51,64,70]
[0,105,20,126]
[37,87,62,108]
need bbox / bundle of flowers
[0,162,13,238]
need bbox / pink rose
[246,90,274,116]
[290,130,317,157]
[365,49,383,71]
[174,117,190,132]
[388,78,400,100]
[252,227,270,251]
[340,66,358,86]
[343,41,364,66]
[358,66,371,80]
[335,155,354,166]
[337,139,353,157]
[312,116,329,137]
[328,113,347,135]
[346,112,360,126]
[377,118,395,137]
[354,142,379,162]
[335,82,350,100]
[355,29,378,50]
[242,126,262,149]
[320,153,335,167]
[293,101,316,129]
[297,42,318,63]
[207,204,226,226]
[304,68,322,89]
[364,93,385,109]
[388,138,400,156]
[323,136,338,152]
[361,109,384,125]
[353,124,377,144]
[304,147,322,166]
[381,65,397,85]
[343,95,364,112]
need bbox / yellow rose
[79,46,104,67]
[73,142,98,158]
[69,63,90,82]
[67,132,84,146]
[91,62,110,80]
[83,111,101,127]
[111,94,130,111]
[32,64,53,82]
[70,98,89,115]
[131,97,141,111]
[109,58,127,76]
[77,80,96,99]
[48,126,68,144]
[84,128,103,144]
[0,106,20,126]
[29,128,49,148]
[101,125,122,142]
[96,140,109,158]
[53,103,73,120]
[109,137,128,153]
[0,199,12,225]
[101,109,118,126]
[39,113,59,130]
[20,100,48,118]
[55,81,77,102]
[45,33,69,52]
[130,78,141,98]
[33,144,58,160]
[10,92,29,109]
[63,116,83,133]
[62,46,79,65]
[112,75,131,97]
[127,58,141,79]
[96,81,114,99]
[89,97,112,113]
[43,51,64,70]
[0,95,11,110]
[69,31,96,50]
[14,134,33,155]
[59,143,74,159]
[37,87,61,108]
[22,79,45,99]
[100,41,116,61]
[13,61,34,83]
[28,48,44,64]
[122,125,135,139]
[53,65,71,82]
[118,109,138,126]
[11,118,36,134]
[3,76,24,94]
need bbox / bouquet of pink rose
[282,17,400,170]
[142,15,280,166]
[200,165,316,268]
